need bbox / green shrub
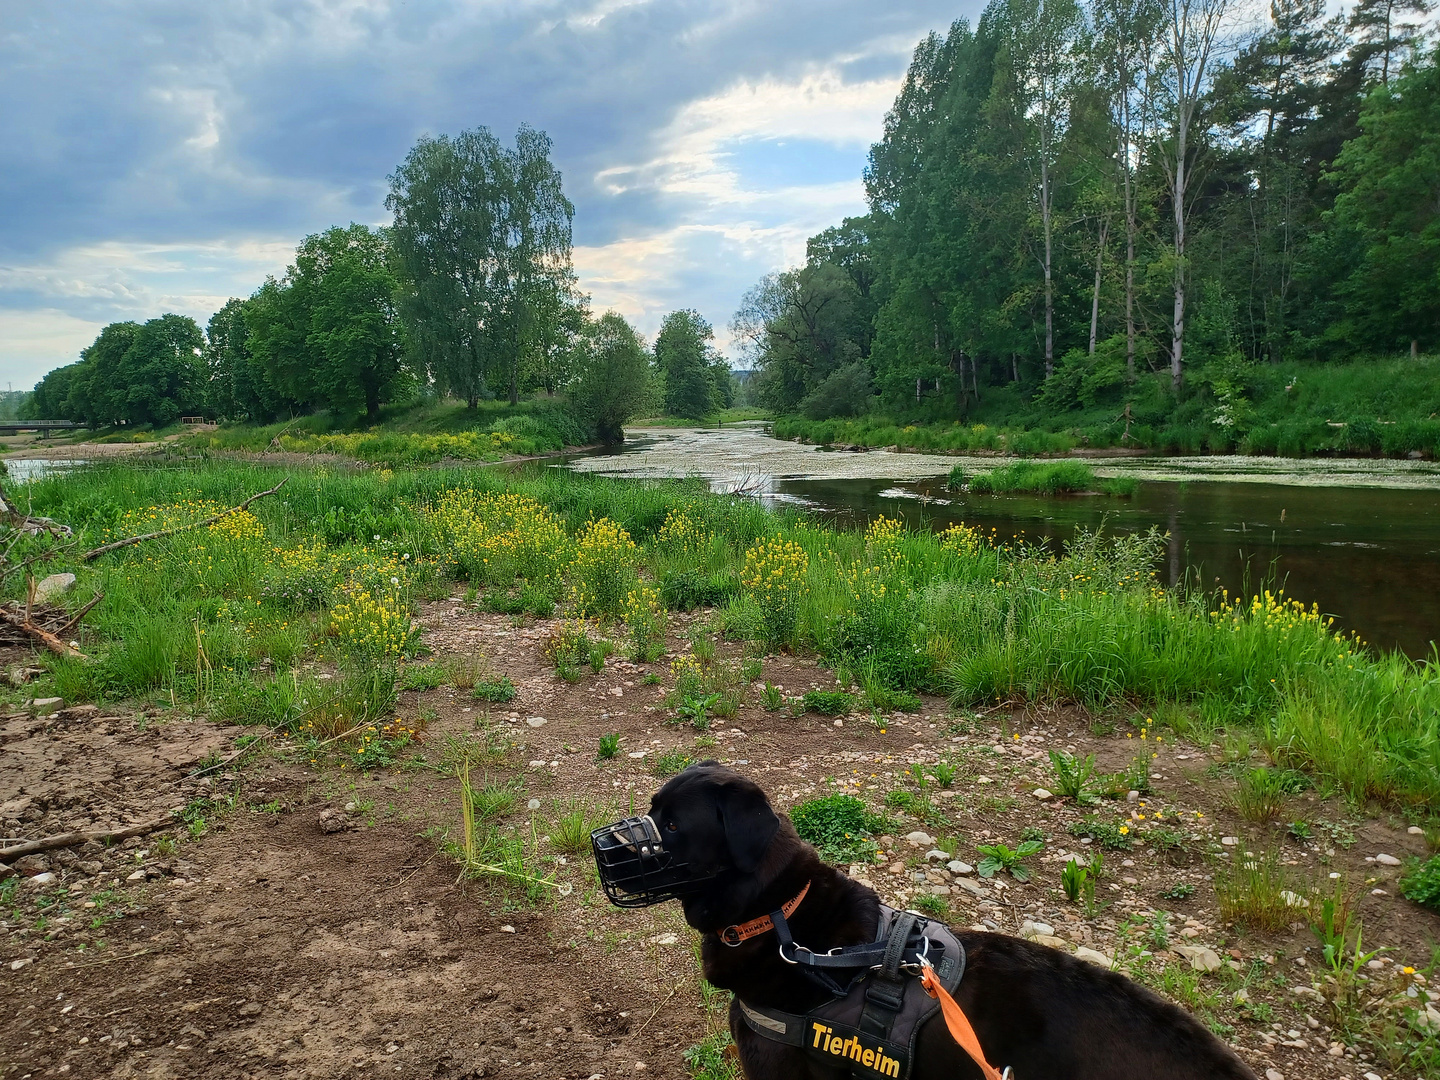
[802,690,854,715]
[1400,855,1440,910]
[472,675,517,703]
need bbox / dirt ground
[3,597,1438,1080]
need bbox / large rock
[317,807,349,834]
[1175,945,1222,972]
[34,573,76,603]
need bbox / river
[562,425,1440,659]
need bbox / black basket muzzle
[591,814,716,908]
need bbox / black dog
[633,761,1258,1080]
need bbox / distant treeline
[22,127,733,440]
[734,0,1440,447]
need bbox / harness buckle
[720,926,743,947]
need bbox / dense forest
[738,0,1440,452]
[22,127,733,440]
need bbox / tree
[1156,0,1231,392]
[1348,0,1435,86]
[571,312,652,443]
[112,314,207,426]
[1327,52,1440,352]
[246,224,405,420]
[387,125,577,407]
[655,310,724,419]
[20,363,85,422]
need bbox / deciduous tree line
[737,0,1439,421]
[24,126,733,436]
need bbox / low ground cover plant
[790,793,890,862]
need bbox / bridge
[0,420,87,436]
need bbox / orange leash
[919,959,1009,1080]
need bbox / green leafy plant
[1400,854,1440,911]
[683,1031,741,1080]
[472,675,516,703]
[761,682,785,711]
[1048,750,1098,803]
[597,733,621,760]
[651,750,693,778]
[1160,882,1195,901]
[676,692,722,730]
[802,689,854,716]
[931,760,957,787]
[975,839,1043,882]
[1067,817,1133,851]
[1288,819,1314,841]
[1061,858,1092,904]
[913,893,949,919]
[790,794,887,862]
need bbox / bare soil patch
[3,600,1438,1079]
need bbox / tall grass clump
[966,460,1135,496]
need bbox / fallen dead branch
[0,603,85,658]
[0,816,175,863]
[0,483,74,539]
[0,594,101,655]
[82,477,288,561]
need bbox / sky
[0,0,978,391]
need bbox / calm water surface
[564,427,1440,658]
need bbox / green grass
[790,794,889,862]
[9,456,1440,808]
[957,461,1137,496]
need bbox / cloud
[0,0,974,389]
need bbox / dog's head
[592,760,784,927]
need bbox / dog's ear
[718,779,780,873]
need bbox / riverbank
[773,354,1440,461]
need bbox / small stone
[1126,790,1140,803]
[499,925,516,933]
[525,717,548,728]
[344,801,357,813]
[888,862,904,874]
[1374,853,1401,866]
[10,957,33,970]
[28,697,62,713]
[627,751,647,759]
[34,573,76,603]
[1220,836,1239,846]
[1265,1070,1284,1080]
[1364,1074,1381,1080]
[651,933,678,946]
[237,1002,262,1017]
[925,849,948,862]
[1175,945,1222,972]
[1074,947,1112,969]
[946,860,973,875]
[1032,788,1053,800]
[1409,826,1426,835]
[126,870,147,882]
[1020,920,1055,938]
[317,807,347,834]
[1034,934,1069,949]
[904,831,935,846]
[528,760,546,769]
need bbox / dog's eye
[665,821,678,832]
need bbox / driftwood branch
[0,816,174,863]
[0,604,85,658]
[82,478,287,561]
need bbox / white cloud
[0,310,108,389]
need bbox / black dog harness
[735,903,977,1080]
